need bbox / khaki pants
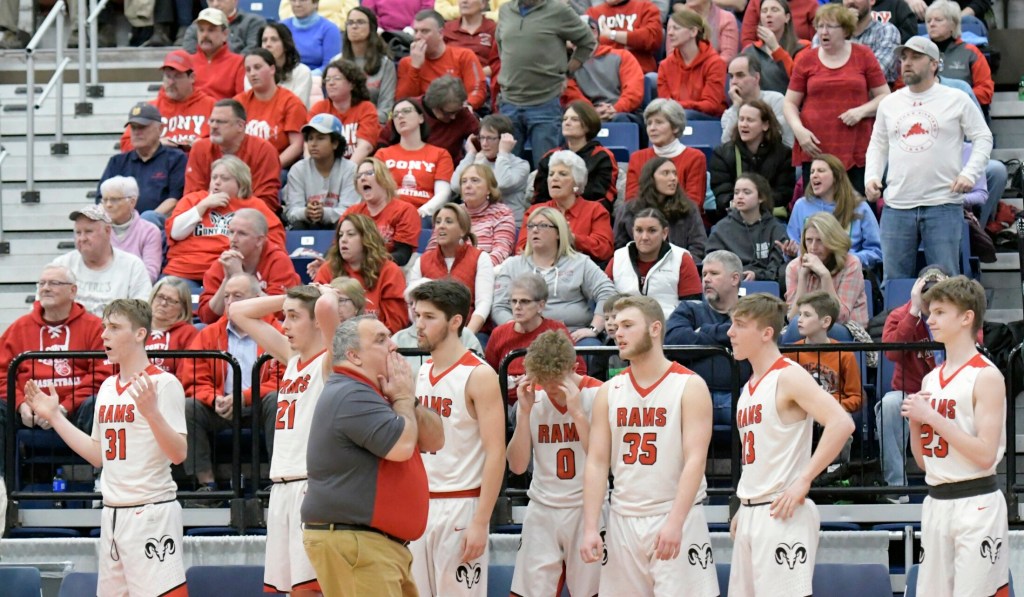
[67,0,154,28]
[303,528,418,597]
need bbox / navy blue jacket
[98,145,187,213]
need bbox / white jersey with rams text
[270,350,327,480]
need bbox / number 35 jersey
[526,376,603,508]
[91,365,187,506]
[607,363,707,517]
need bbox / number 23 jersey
[91,365,187,506]
[607,363,707,516]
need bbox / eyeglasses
[323,76,346,84]
[478,135,499,143]
[346,19,369,26]
[356,170,375,179]
[525,223,556,231]
[338,297,353,304]
[510,299,536,307]
[37,280,74,289]
[154,294,181,306]
[101,196,130,204]
[393,107,417,117]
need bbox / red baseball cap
[161,50,192,72]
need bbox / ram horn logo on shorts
[455,562,482,588]
[774,542,807,570]
[687,543,714,569]
[980,536,1002,563]
[144,535,176,562]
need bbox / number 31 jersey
[527,376,603,508]
[607,363,707,517]
[91,365,187,506]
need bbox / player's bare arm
[656,375,713,560]
[313,285,344,378]
[902,367,1006,471]
[129,372,187,464]
[463,364,507,562]
[25,380,103,468]
[581,383,611,563]
[562,377,592,452]
[229,295,292,364]
[507,378,536,475]
[771,367,854,520]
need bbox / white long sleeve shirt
[865,81,992,210]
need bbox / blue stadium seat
[185,527,240,537]
[820,521,862,531]
[186,565,265,597]
[59,572,98,597]
[0,567,42,597]
[8,527,81,538]
[906,564,1014,597]
[884,278,917,311]
[812,563,891,597]
[643,72,658,110]
[740,280,780,298]
[681,121,724,161]
[598,122,640,163]
[238,0,280,21]
[286,229,334,284]
[418,227,433,253]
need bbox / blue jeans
[499,96,562,169]
[875,390,909,487]
[879,203,962,282]
[711,390,732,426]
[981,159,1009,227]
[683,109,718,122]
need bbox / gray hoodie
[492,252,616,330]
[706,209,788,284]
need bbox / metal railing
[22,0,70,199]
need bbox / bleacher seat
[906,564,1014,597]
[739,280,780,297]
[185,527,241,537]
[864,278,875,319]
[58,572,98,597]
[186,565,265,597]
[820,521,862,531]
[643,72,657,110]
[238,0,280,21]
[598,122,640,164]
[8,527,81,538]
[418,227,433,253]
[884,278,917,311]
[716,563,730,597]
[286,229,334,284]
[682,121,724,161]
[0,567,42,597]
[811,563,891,597]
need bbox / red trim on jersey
[545,391,568,415]
[157,582,188,597]
[427,350,481,386]
[114,364,164,394]
[429,487,481,499]
[545,375,602,415]
[292,578,323,592]
[746,357,790,395]
[937,352,988,389]
[333,367,385,399]
[296,348,327,372]
[627,361,691,398]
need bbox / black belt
[303,522,409,546]
[928,475,999,500]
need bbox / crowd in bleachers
[0,0,1012,500]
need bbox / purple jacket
[361,0,434,32]
[110,212,162,283]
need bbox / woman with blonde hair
[311,213,409,332]
[784,211,868,326]
[339,157,421,266]
[493,207,616,348]
[410,203,495,333]
[786,153,881,269]
[657,8,727,119]
[446,164,516,266]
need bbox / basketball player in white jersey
[580,295,719,597]
[900,276,1008,597]
[25,299,188,597]
[409,280,506,596]
[230,284,340,595]
[508,330,604,596]
[726,293,854,597]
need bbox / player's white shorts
[602,505,719,597]
[510,503,603,597]
[265,480,321,593]
[99,500,186,597]
[409,496,489,596]
[919,489,1009,597]
[729,498,819,597]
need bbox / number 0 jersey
[607,363,707,516]
[91,365,187,506]
[270,350,327,481]
[735,358,813,502]
[527,376,602,508]
[919,353,1005,486]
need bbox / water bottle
[52,467,67,509]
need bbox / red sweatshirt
[656,40,727,117]
[197,242,300,324]
[516,198,614,262]
[164,191,286,281]
[0,301,111,414]
[484,318,586,404]
[313,259,409,333]
[181,316,284,408]
[191,44,245,101]
[146,320,200,379]
[586,0,664,74]
[184,134,283,212]
[396,45,487,110]
[741,0,818,48]
[562,45,644,114]
[120,88,217,152]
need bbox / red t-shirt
[120,89,216,152]
[787,44,887,168]
[374,144,455,210]
[312,260,409,333]
[586,0,664,74]
[184,134,283,212]
[342,200,422,252]
[191,45,245,101]
[309,99,381,160]
[234,87,308,154]
[396,45,487,110]
[517,199,614,262]
[442,18,500,71]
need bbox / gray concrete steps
[0,184,94,231]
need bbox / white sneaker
[885,495,909,505]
